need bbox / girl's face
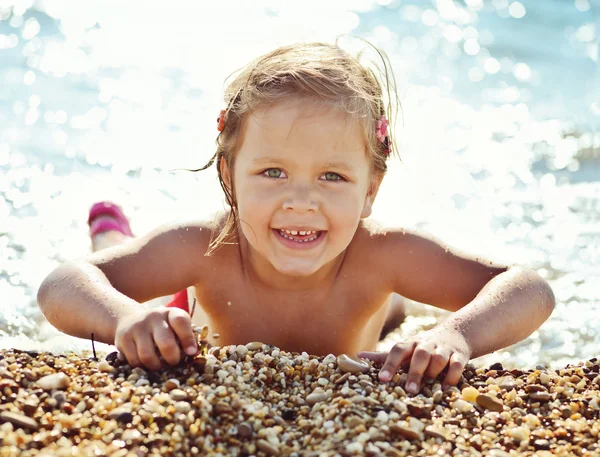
[225,98,379,279]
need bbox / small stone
[528,391,552,402]
[461,386,479,403]
[488,450,511,457]
[108,407,133,424]
[496,376,517,390]
[199,325,209,339]
[236,345,249,357]
[36,373,70,391]
[390,422,422,440]
[306,389,330,405]
[169,389,188,401]
[345,442,364,454]
[476,394,504,412]
[424,425,447,440]
[246,342,264,351]
[507,426,530,441]
[174,401,191,413]
[337,354,370,374]
[134,378,149,387]
[534,439,551,450]
[345,416,364,428]
[257,439,279,456]
[97,360,115,373]
[334,373,351,385]
[393,400,408,414]
[433,390,443,403]
[451,399,474,413]
[238,422,253,438]
[165,378,180,391]
[22,398,39,416]
[0,411,39,430]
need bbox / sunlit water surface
[1,0,599,370]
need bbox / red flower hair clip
[376,114,390,155]
[217,109,226,132]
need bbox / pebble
[165,378,180,391]
[529,391,552,402]
[174,401,191,413]
[461,386,479,403]
[36,372,70,390]
[1,345,599,456]
[451,399,474,413]
[246,342,264,351]
[169,388,188,401]
[337,354,370,374]
[97,360,115,373]
[238,422,253,438]
[0,411,39,430]
[390,422,422,440]
[256,439,279,455]
[476,393,504,412]
[306,388,330,405]
[107,407,133,423]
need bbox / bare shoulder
[354,221,510,312]
[86,216,225,303]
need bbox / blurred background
[0,0,598,369]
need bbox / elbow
[37,263,68,323]
[511,265,556,316]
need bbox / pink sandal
[88,202,134,237]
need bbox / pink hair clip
[376,114,390,155]
[217,109,226,132]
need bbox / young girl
[37,42,555,394]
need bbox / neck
[238,231,345,292]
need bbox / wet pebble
[0,411,39,430]
[36,373,70,391]
[476,394,504,412]
[337,354,370,374]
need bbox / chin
[273,261,322,277]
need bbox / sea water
[0,0,598,369]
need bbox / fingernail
[186,346,197,355]
[379,370,391,382]
[407,382,418,393]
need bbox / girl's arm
[439,265,555,359]
[359,228,555,392]
[37,222,211,365]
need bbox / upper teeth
[282,229,315,236]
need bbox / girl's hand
[114,307,198,371]
[357,327,472,394]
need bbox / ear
[360,173,383,219]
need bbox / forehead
[239,98,366,158]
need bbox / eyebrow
[250,157,354,172]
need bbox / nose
[282,184,319,213]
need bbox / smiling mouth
[275,228,325,243]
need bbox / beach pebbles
[0,347,599,456]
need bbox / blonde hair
[197,40,400,255]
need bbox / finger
[117,337,141,368]
[167,308,197,356]
[405,343,435,394]
[153,322,182,366]
[442,352,468,389]
[356,351,388,364]
[133,332,162,371]
[379,342,416,382]
[424,347,451,380]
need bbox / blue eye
[263,168,284,178]
[322,172,342,181]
